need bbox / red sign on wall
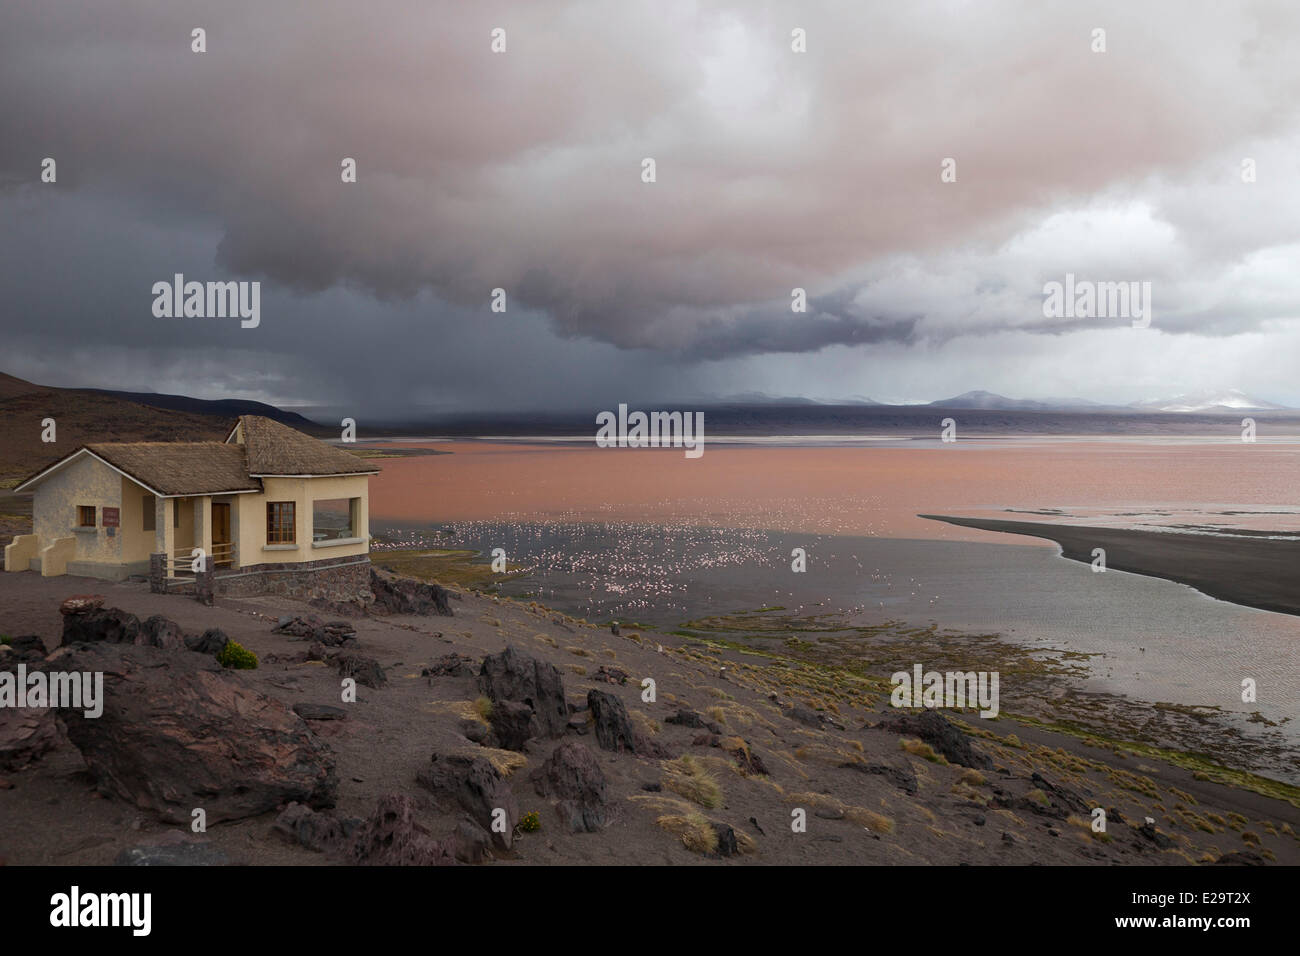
[102,507,120,527]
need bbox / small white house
[5,416,379,592]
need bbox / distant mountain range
[925,388,1291,413]
[696,387,1291,412]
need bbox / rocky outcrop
[478,646,567,738]
[875,709,993,770]
[840,760,919,795]
[417,752,518,851]
[333,653,386,688]
[369,569,454,617]
[0,635,48,664]
[184,628,229,655]
[60,601,215,655]
[273,615,357,647]
[61,606,141,645]
[488,700,535,751]
[139,616,186,650]
[422,653,476,678]
[587,689,654,755]
[349,794,455,866]
[531,741,610,833]
[666,708,723,735]
[54,643,337,824]
[273,802,362,852]
[0,703,60,771]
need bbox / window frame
[76,505,97,528]
[266,500,296,545]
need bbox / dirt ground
[1,570,1297,866]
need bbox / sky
[3,0,1300,416]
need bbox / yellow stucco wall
[118,478,157,564]
[32,453,124,565]
[234,474,370,565]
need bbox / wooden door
[212,503,232,567]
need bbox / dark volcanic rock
[0,635,47,664]
[54,643,337,824]
[586,689,666,756]
[1210,851,1267,866]
[531,741,610,833]
[1138,821,1174,849]
[273,802,361,852]
[478,646,567,738]
[592,665,630,686]
[665,708,722,734]
[460,719,490,744]
[587,689,638,754]
[184,628,230,655]
[62,607,141,646]
[293,703,348,721]
[333,653,386,688]
[1028,771,1092,815]
[369,569,454,617]
[273,615,356,646]
[724,738,769,776]
[448,819,493,864]
[711,822,740,857]
[0,698,60,771]
[422,653,476,678]
[489,700,536,751]
[349,794,455,866]
[875,709,993,770]
[417,753,518,850]
[840,760,919,795]
[139,616,186,651]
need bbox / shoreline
[920,514,1300,618]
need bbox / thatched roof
[16,414,377,496]
[233,415,379,476]
[87,442,261,496]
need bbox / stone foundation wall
[214,554,373,604]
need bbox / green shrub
[0,635,10,645]
[518,811,542,833]
[217,640,258,669]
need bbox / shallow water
[366,438,1300,771]
[373,520,1300,737]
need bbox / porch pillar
[194,495,213,568]
[155,497,175,577]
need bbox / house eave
[249,472,380,478]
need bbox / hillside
[0,373,321,486]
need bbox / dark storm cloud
[4,0,1300,408]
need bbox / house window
[266,501,296,544]
[77,505,96,528]
[143,494,156,532]
[312,498,357,541]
